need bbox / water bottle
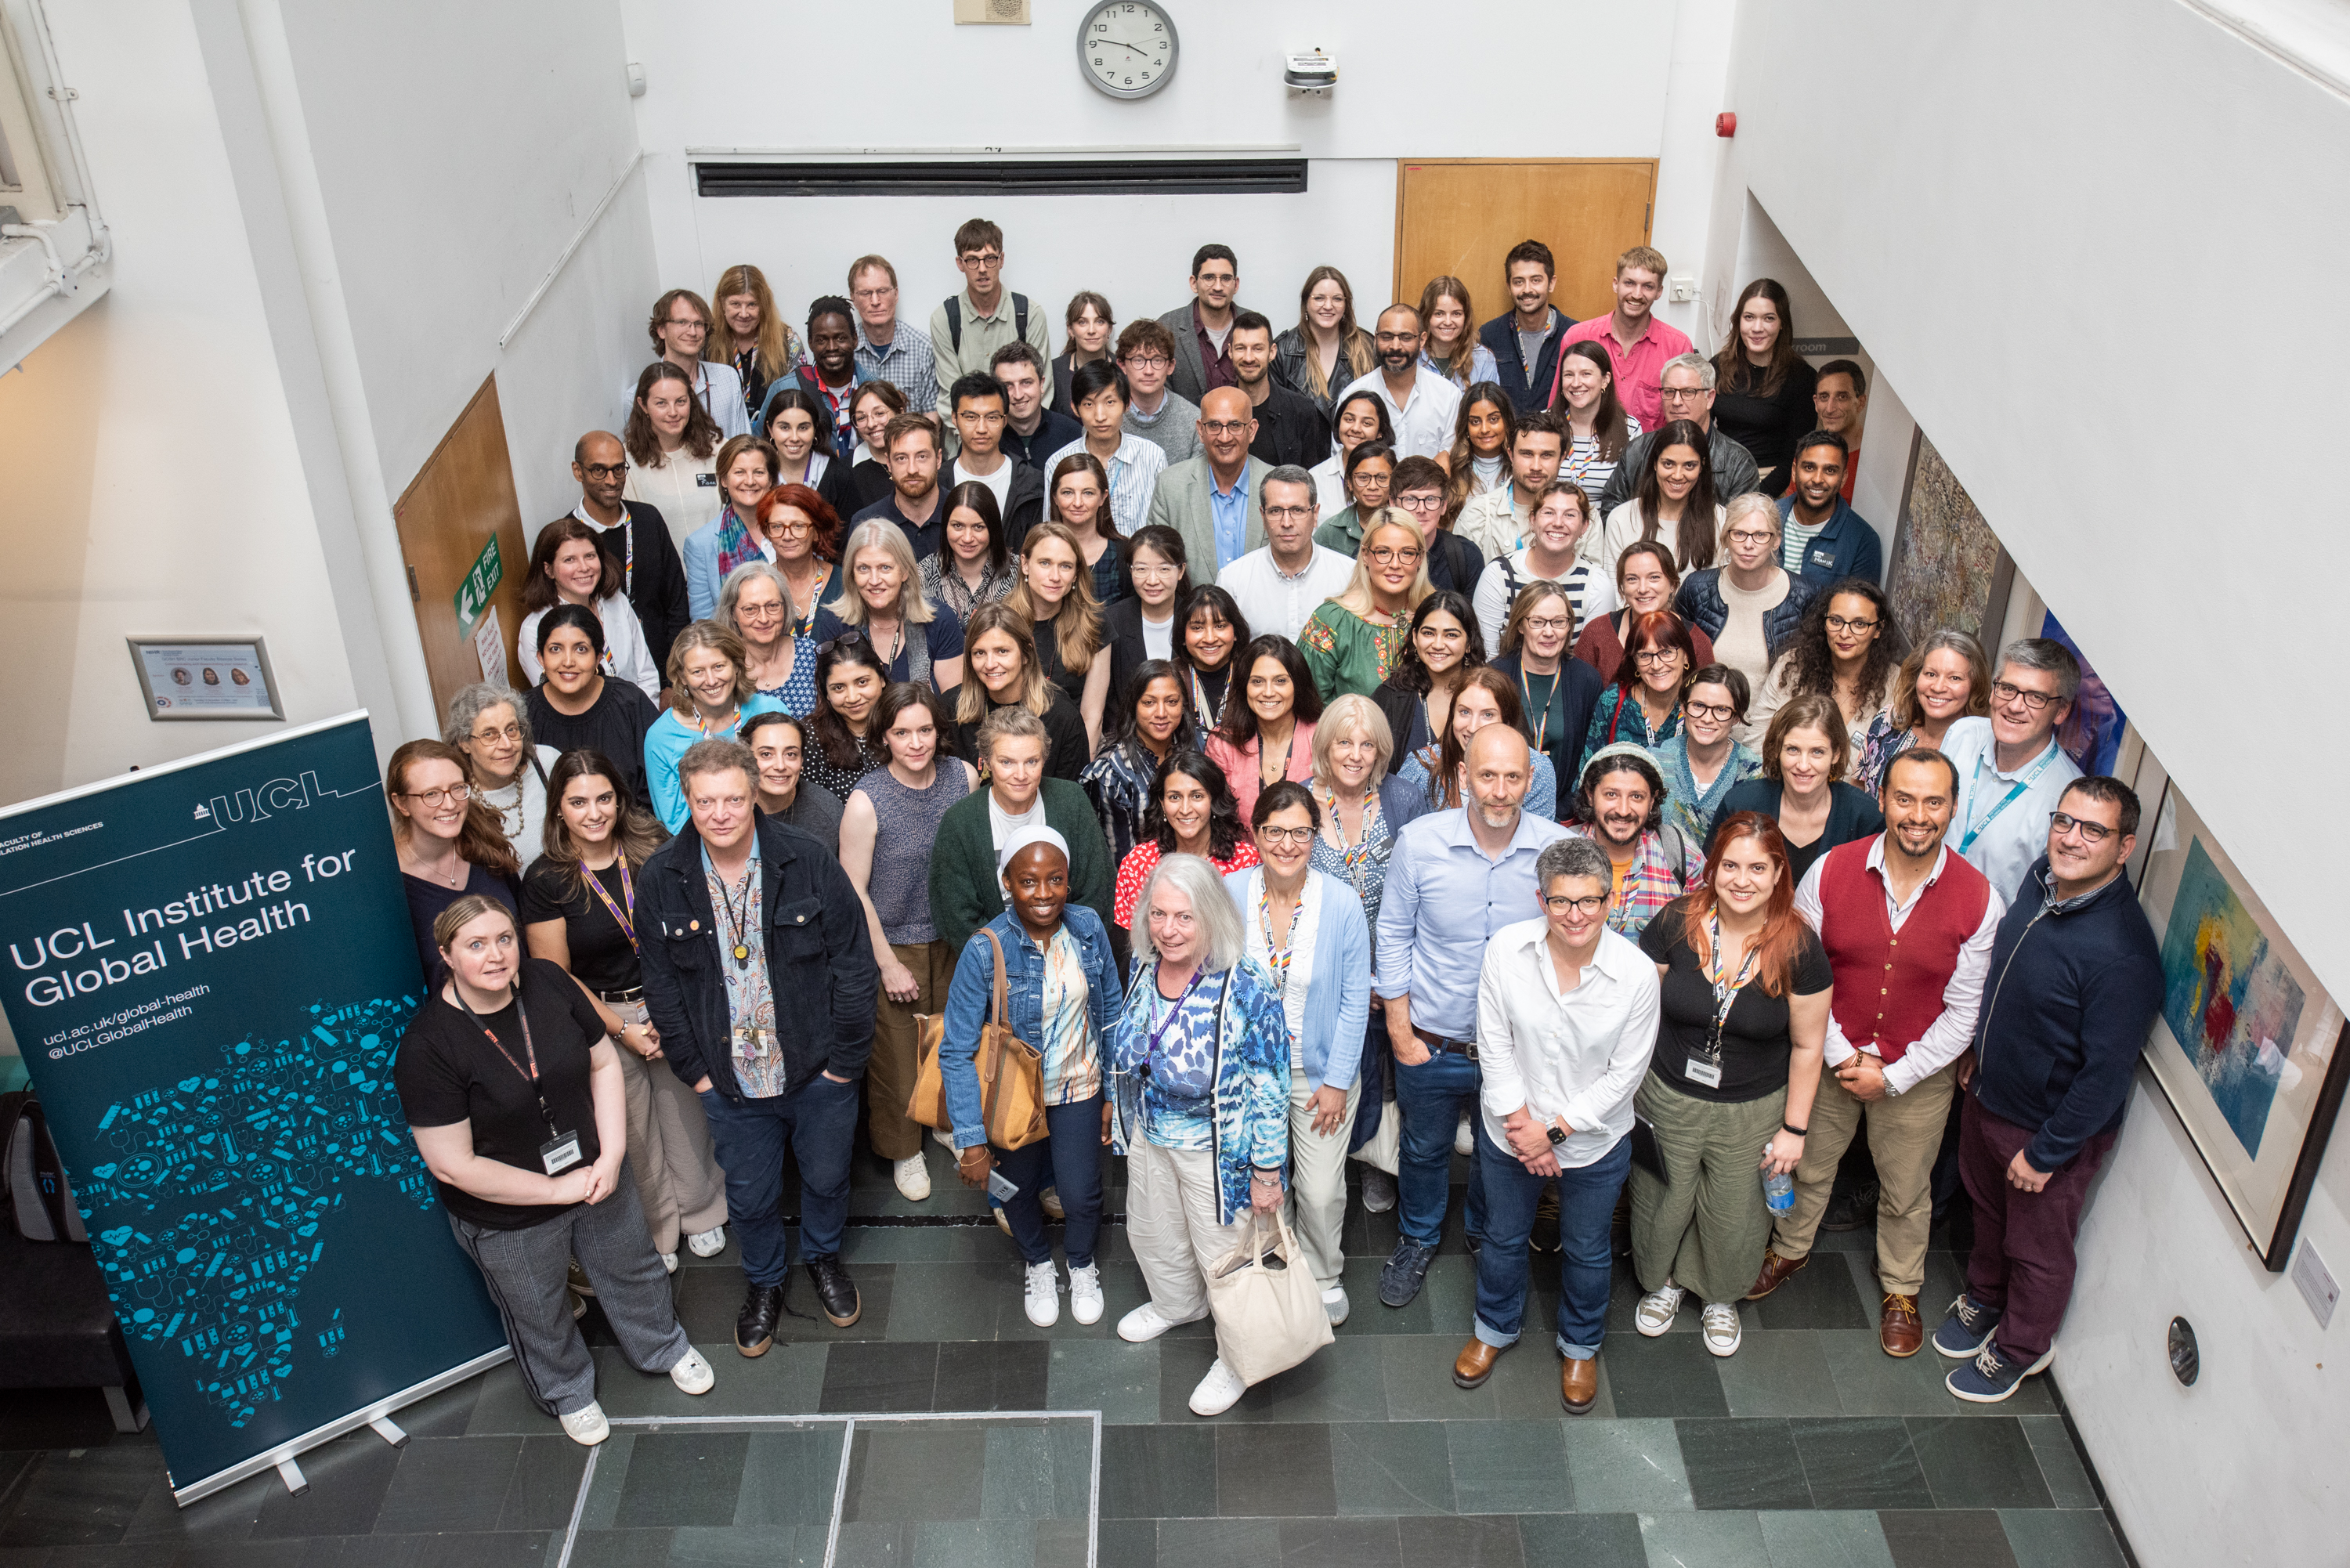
[1762,1147,1795,1213]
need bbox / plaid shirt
[1561,823,1703,936]
[856,320,939,413]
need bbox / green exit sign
[454,536,503,635]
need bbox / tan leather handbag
[908,930,1048,1151]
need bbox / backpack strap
[945,295,964,353]
[1012,292,1030,344]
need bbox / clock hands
[1105,39,1147,56]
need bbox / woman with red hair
[1578,609,1698,775]
[1627,811,1830,1359]
[755,482,844,641]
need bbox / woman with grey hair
[810,518,967,691]
[718,559,818,717]
[1108,852,1299,1417]
[446,682,562,868]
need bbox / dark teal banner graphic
[0,715,506,1496]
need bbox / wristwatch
[1545,1118,1568,1146]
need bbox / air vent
[696,158,1308,199]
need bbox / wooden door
[391,374,530,714]
[1394,160,1658,327]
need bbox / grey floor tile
[172,1542,307,1568]
[462,1364,551,1436]
[1821,1331,2052,1418]
[1328,1422,1454,1517]
[611,1431,749,1530]
[249,1438,404,1540]
[1514,1511,1647,1567]
[909,1518,1042,1568]
[1097,1516,1157,1568]
[1155,1516,1280,1563]
[667,1523,825,1566]
[1716,1329,1843,1418]
[1047,1339,1160,1425]
[2015,1416,2099,1510]
[1907,1418,2052,1511]
[1035,1516,1090,1568]
[978,1420,1093,1522]
[1640,1508,1770,1565]
[1215,1424,1335,1518]
[496,1436,591,1533]
[1397,1514,1524,1567]
[304,1530,553,1566]
[935,1339,1050,1411]
[118,1465,271,1548]
[1098,1427,1215,1519]
[884,1261,1009,1342]
[1,1447,164,1548]
[1675,1418,1811,1511]
[830,1519,911,1568]
[1752,1252,1875,1331]
[820,1342,941,1414]
[1759,1508,1896,1567]
[1877,1508,2020,1568]
[1443,1420,1570,1516]
[381,1381,483,1440]
[841,1424,987,1524]
[1379,1335,1497,1422]
[566,1526,674,1567]
[1560,1416,1693,1512]
[1275,1515,1401,1566]
[1597,1331,1729,1418]
[1158,1335,1385,1425]
[370,1436,522,1534]
[1788,1417,1932,1510]
[1998,1508,2128,1568]
[595,1340,825,1418]
[733,1426,848,1530]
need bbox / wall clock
[1077,2,1177,99]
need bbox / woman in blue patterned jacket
[1107,851,1295,1417]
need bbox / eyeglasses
[851,286,895,302]
[1824,614,1879,634]
[1256,826,1316,847]
[1264,505,1314,521]
[1395,493,1444,512]
[1659,385,1708,401]
[1133,562,1184,579]
[1373,331,1419,345]
[400,785,472,807]
[580,463,626,482]
[1525,616,1572,635]
[739,603,785,621]
[1725,528,1777,546]
[1684,700,1736,722]
[959,251,1004,267]
[1200,421,1252,437]
[2049,811,2118,844]
[1632,649,1684,666]
[1990,679,2059,713]
[1120,353,1172,370]
[958,410,1007,428]
[1542,893,1609,916]
[467,724,522,745]
[664,316,706,331]
[769,519,814,537]
[1366,546,1423,565]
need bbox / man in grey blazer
[1144,387,1267,574]
[1153,244,1244,406]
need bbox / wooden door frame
[1391,157,1659,303]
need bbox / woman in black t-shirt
[522,750,728,1274]
[394,894,712,1447]
[525,605,663,811]
[1627,811,1829,1360]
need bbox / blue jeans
[1471,1121,1631,1358]
[995,1093,1106,1268]
[697,1071,859,1286]
[1394,1048,1487,1248]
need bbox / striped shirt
[1559,416,1642,509]
[1049,433,1167,538]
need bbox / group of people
[388,226,2161,1441]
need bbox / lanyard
[1255,880,1298,1001]
[1958,742,2057,854]
[574,501,635,596]
[712,862,757,966]
[696,706,744,740]
[1520,667,1560,753]
[1146,966,1207,1063]
[1699,912,1761,1060]
[584,856,638,952]
[455,988,561,1137]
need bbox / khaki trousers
[1127,1139,1255,1324]
[1285,1071,1361,1290]
[1769,1059,1956,1296]
[870,940,954,1162]
[610,997,728,1253]
[1629,1074,1786,1307]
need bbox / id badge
[1683,1056,1724,1089]
[540,1130,584,1175]
[736,1024,777,1062]
[986,1169,1021,1203]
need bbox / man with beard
[1560,743,1705,936]
[1776,431,1882,588]
[1744,749,2002,1360]
[1365,304,1462,461]
[548,430,691,674]
[1373,725,1567,1308]
[850,414,947,562]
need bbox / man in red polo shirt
[1554,246,1693,432]
[1742,748,2004,1356]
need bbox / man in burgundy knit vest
[1742,749,2003,1357]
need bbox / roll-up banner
[0,714,508,1503]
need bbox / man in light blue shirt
[1202,387,1257,569]
[1937,638,2082,905]
[1374,725,1568,1309]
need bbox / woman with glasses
[1370,589,1484,765]
[1050,362,1166,540]
[804,637,894,802]
[1711,695,1885,884]
[1594,418,1726,580]
[518,520,663,699]
[1745,577,1905,764]
[1172,584,1249,732]
[1491,580,1604,814]
[1672,493,1818,705]
[955,602,1090,782]
[759,387,852,518]
[1300,514,1434,704]
[719,561,818,719]
[624,361,725,550]
[1854,629,1990,793]
[1307,390,1395,528]
[682,435,780,621]
[1206,635,1323,823]
[1112,750,1260,931]
[643,622,786,832]
[812,518,967,692]
[446,684,564,869]
[1311,439,1398,558]
[1013,518,1114,750]
[1574,540,1717,686]
[1277,265,1379,418]
[1105,525,1191,706]
[921,482,1017,625]
[1581,610,1698,774]
[1656,665,1764,847]
[755,482,845,641]
[1472,480,1617,656]
[1551,339,1640,508]
[1395,665,1560,822]
[389,739,522,983]
[526,605,663,812]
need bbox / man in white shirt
[1455,836,1658,1415]
[1216,467,1352,640]
[1937,639,2083,904]
[1455,411,1567,562]
[1366,305,1462,461]
[624,289,750,439]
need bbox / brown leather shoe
[1452,1339,1507,1389]
[1560,1356,1599,1414]
[1879,1292,1924,1357]
[1744,1248,1809,1301]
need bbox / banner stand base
[169,1345,513,1506]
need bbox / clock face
[1077,2,1177,99]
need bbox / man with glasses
[1452,836,1658,1413]
[1112,319,1200,465]
[1936,639,2083,903]
[1216,466,1351,639]
[1366,304,1462,461]
[1155,244,1245,405]
[549,430,691,674]
[1594,353,1763,521]
[941,373,1044,551]
[624,289,750,438]
[847,255,938,414]
[1388,457,1485,596]
[989,344,1082,475]
[1938,776,2157,1403]
[1776,431,1882,588]
[850,414,948,562]
[1744,749,2002,1358]
[1555,245,1692,432]
[929,219,1055,406]
[1376,724,1567,1308]
[1228,310,1331,470]
[1143,385,1267,572]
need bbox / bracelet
[1249,1170,1283,1186]
[1781,1122,1808,1138]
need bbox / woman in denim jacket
[942,826,1123,1331]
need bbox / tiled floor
[0,1144,2135,1568]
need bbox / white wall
[1722,3,2350,1563]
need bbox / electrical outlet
[1668,275,1697,303]
[2292,1240,2338,1329]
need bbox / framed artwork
[2135,778,2350,1270]
[127,637,285,721]
[1884,428,2016,651]
[2041,611,2128,775]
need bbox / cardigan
[1108,954,1292,1223]
[1572,609,1716,688]
[1221,867,1371,1092]
[925,778,1115,959]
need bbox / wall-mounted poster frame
[127,636,286,721]
[2131,771,2350,1270]
[1883,427,2016,651]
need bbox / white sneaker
[559,1401,609,1446]
[1068,1264,1104,1325]
[686,1227,727,1258]
[894,1153,932,1201]
[1039,1186,1065,1221]
[1321,1285,1350,1326]
[1455,1111,1474,1157]
[1635,1282,1687,1337]
[1023,1260,1061,1327]
[659,1252,678,1274]
[669,1347,714,1395]
[1117,1300,1204,1343]
[932,1126,955,1147]
[1188,1357,1248,1417]
[1701,1302,1744,1357]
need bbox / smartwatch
[1545,1121,1568,1147]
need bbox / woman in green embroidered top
[1299,514,1432,704]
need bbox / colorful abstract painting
[2158,839,2303,1158]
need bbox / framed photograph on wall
[2135,777,2350,1270]
[127,637,286,721]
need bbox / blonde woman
[1416,276,1501,388]
[812,518,966,692]
[1274,266,1378,417]
[710,262,803,419]
[642,621,785,830]
[1010,519,1112,753]
[1297,511,1434,703]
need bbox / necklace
[711,860,757,966]
[696,706,744,739]
[480,775,525,838]
[1256,878,1300,1000]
